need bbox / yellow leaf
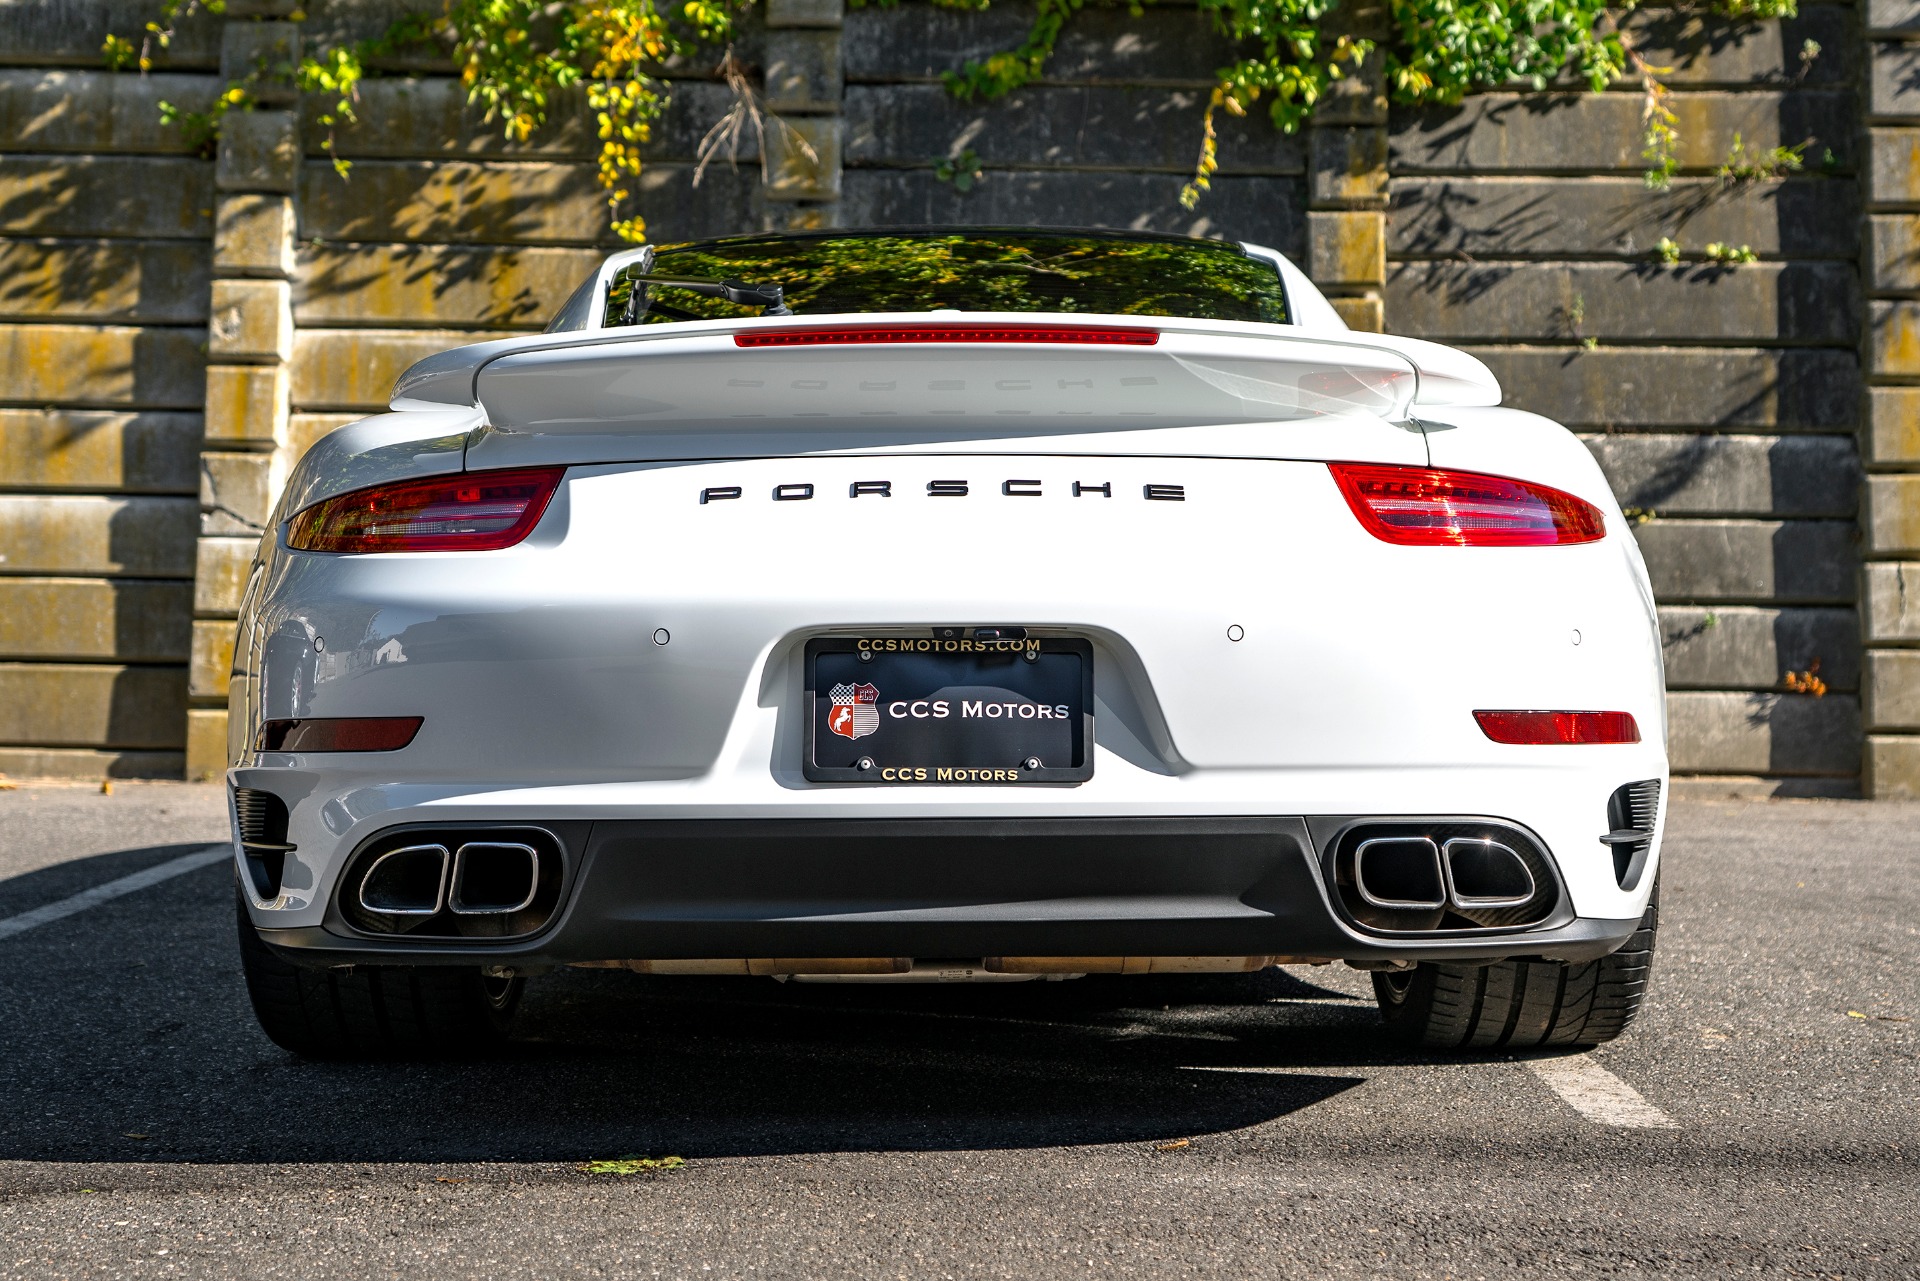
[580,1154,684,1175]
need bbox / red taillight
[286,468,563,553]
[1329,463,1606,547]
[257,717,423,752]
[734,325,1159,347]
[1474,710,1641,745]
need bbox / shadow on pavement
[0,847,1440,1166]
[0,843,223,920]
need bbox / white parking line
[0,846,229,943]
[1526,1053,1678,1129]
[1180,1065,1314,1075]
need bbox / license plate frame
[804,634,1094,784]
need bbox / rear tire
[236,887,522,1060]
[1372,882,1658,1049]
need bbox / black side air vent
[233,787,294,899]
[1602,779,1662,891]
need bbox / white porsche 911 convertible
[228,228,1666,1059]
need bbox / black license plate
[805,635,1093,784]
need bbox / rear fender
[1421,405,1666,740]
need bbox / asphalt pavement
[0,781,1913,1279]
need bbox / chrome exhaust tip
[1328,819,1560,934]
[356,843,450,916]
[1441,837,1536,908]
[1352,836,1446,910]
[339,825,565,938]
[449,841,541,915]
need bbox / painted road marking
[1527,1053,1678,1129]
[0,846,229,943]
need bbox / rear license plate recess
[805,634,1093,784]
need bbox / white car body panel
[230,235,1666,971]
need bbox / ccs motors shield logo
[827,682,880,740]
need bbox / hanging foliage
[115,0,742,242]
[111,0,1802,240]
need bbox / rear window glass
[601,232,1288,327]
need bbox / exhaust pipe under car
[575,955,1329,980]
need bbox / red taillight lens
[734,325,1159,347]
[1329,463,1606,547]
[1474,710,1641,745]
[257,717,423,752]
[286,468,563,553]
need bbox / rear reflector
[1329,463,1606,547]
[287,467,563,553]
[258,717,423,753]
[734,325,1159,348]
[1474,710,1641,745]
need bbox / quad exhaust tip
[357,841,540,918]
[1351,834,1537,914]
[449,841,540,915]
[357,843,450,916]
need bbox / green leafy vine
[109,1,746,242]
[932,0,1800,200]
[108,0,1804,240]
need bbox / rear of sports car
[227,230,1667,1059]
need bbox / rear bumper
[256,815,1644,968]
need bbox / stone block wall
[0,1,220,778]
[1390,5,1869,792]
[0,0,1905,793]
[840,2,1307,251]
[1863,0,1920,795]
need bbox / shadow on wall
[298,242,548,329]
[101,669,189,755]
[0,660,186,754]
[1606,435,1859,519]
[297,158,588,247]
[839,168,1307,258]
[1749,689,1862,782]
[126,325,208,410]
[1392,256,1842,330]
[1760,27,1862,789]
[98,499,194,757]
[0,153,214,256]
[0,238,204,327]
[103,477,198,580]
[295,158,770,251]
[1869,291,1919,371]
[1630,7,1850,85]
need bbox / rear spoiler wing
[393,315,1500,424]
[545,245,653,334]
